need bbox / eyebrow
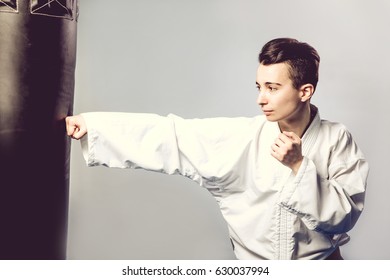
[255,81,282,86]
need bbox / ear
[299,84,314,102]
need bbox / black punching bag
[0,0,78,259]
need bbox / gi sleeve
[80,112,260,191]
[278,127,369,234]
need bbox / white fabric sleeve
[80,112,260,191]
[278,128,369,235]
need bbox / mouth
[262,110,273,116]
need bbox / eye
[268,86,279,93]
[269,86,277,91]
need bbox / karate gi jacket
[80,107,368,259]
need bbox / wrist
[291,157,303,175]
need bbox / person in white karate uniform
[66,38,369,260]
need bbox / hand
[271,131,303,174]
[65,115,87,140]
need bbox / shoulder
[319,119,353,142]
[318,119,364,159]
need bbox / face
[256,63,308,123]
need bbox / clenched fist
[65,115,87,140]
[271,131,303,174]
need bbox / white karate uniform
[80,106,368,259]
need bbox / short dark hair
[258,38,320,91]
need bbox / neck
[278,103,313,138]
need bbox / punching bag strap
[0,0,79,21]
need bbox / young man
[66,38,369,260]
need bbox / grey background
[67,0,390,259]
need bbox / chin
[264,115,279,122]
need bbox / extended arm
[66,112,261,191]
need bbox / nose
[256,91,268,106]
